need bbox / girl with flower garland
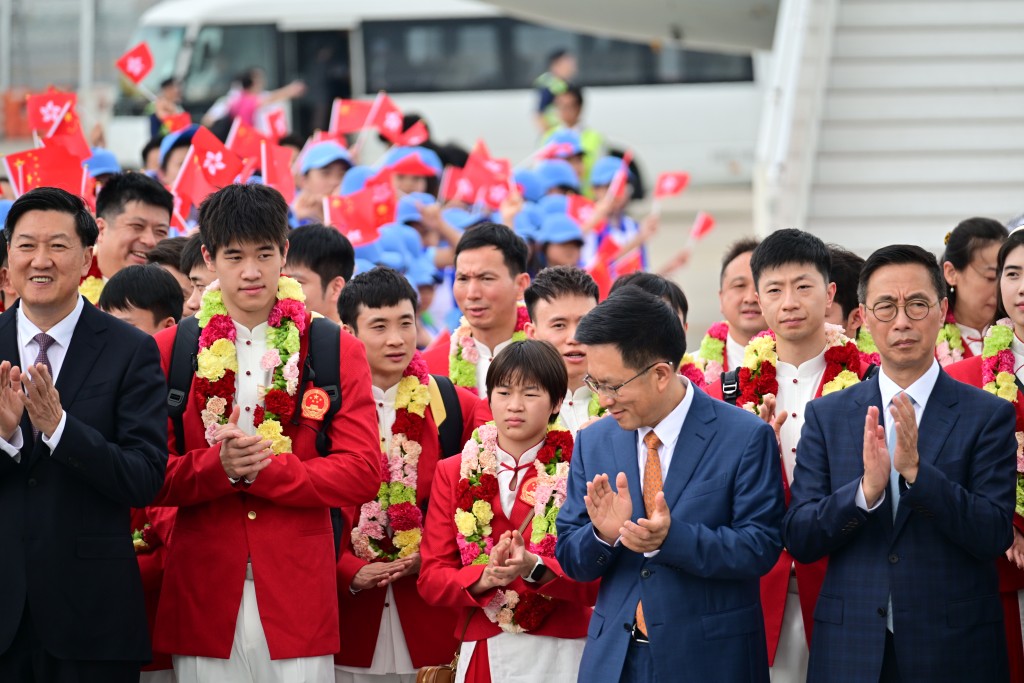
[947,228,1024,682]
[419,340,597,683]
[335,266,486,683]
[937,218,1008,365]
[151,184,381,682]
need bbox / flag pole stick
[350,91,385,161]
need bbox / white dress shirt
[372,383,399,452]
[472,337,515,399]
[0,296,85,461]
[233,321,274,435]
[558,385,595,435]
[957,322,989,357]
[776,349,827,483]
[726,332,747,372]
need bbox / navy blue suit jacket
[0,301,167,662]
[556,385,785,683]
[783,370,1016,683]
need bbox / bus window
[182,24,278,107]
[114,25,185,115]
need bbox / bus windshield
[180,24,279,109]
[114,25,185,114]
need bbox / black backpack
[720,363,878,405]
[166,316,464,555]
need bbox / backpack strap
[167,316,200,453]
[862,363,879,382]
[431,374,464,458]
[721,367,741,406]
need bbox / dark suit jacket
[0,300,168,662]
[556,385,785,683]
[783,370,1016,683]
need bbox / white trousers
[769,577,809,683]
[173,570,333,683]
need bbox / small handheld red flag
[161,111,192,134]
[689,212,716,241]
[226,118,269,162]
[116,43,155,85]
[330,99,374,135]
[261,140,296,204]
[266,110,288,140]
[372,94,406,143]
[45,108,92,163]
[394,120,429,146]
[567,194,601,228]
[607,150,634,200]
[25,90,76,132]
[191,127,243,188]
[654,172,690,200]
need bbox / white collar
[17,295,85,350]
[496,438,545,469]
[638,377,694,448]
[878,359,941,410]
[776,346,827,376]
[565,385,593,403]
[372,383,399,404]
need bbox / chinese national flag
[654,171,690,199]
[46,108,92,163]
[226,118,269,162]
[261,140,295,204]
[26,90,76,132]
[690,211,716,241]
[2,146,87,197]
[394,120,428,146]
[329,99,374,135]
[323,176,395,246]
[372,94,406,143]
[266,109,288,140]
[190,127,243,188]
[587,258,613,301]
[116,42,155,85]
[161,111,192,134]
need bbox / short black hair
[486,340,568,420]
[996,230,1024,321]
[719,237,759,287]
[576,286,686,370]
[942,217,1008,310]
[146,236,188,270]
[286,224,354,291]
[558,85,584,109]
[141,137,163,166]
[750,229,831,289]
[180,233,205,274]
[4,186,98,247]
[858,244,946,305]
[524,266,598,321]
[828,244,865,319]
[159,129,195,172]
[96,172,174,222]
[548,48,570,64]
[198,184,289,257]
[338,266,418,331]
[455,222,528,277]
[610,272,688,323]
[98,264,184,324]
[278,133,304,149]
[159,77,177,90]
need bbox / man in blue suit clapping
[556,286,786,682]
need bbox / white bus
[111,0,762,186]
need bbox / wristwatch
[524,555,546,583]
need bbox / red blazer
[418,453,598,643]
[945,355,1024,592]
[151,317,381,660]
[131,505,177,671]
[335,384,484,668]
[706,358,867,664]
[423,340,450,378]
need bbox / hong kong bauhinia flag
[25,90,76,132]
[116,42,155,85]
[654,171,691,199]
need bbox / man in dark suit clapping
[0,187,167,682]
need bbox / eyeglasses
[868,299,939,322]
[583,362,668,399]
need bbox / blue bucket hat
[84,147,121,177]
[396,192,435,225]
[590,155,634,188]
[535,159,580,194]
[539,213,584,245]
[300,141,352,174]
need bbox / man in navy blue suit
[0,188,167,682]
[784,244,1017,683]
[556,286,785,682]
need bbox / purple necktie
[31,333,55,439]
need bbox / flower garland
[455,422,572,633]
[978,321,1024,517]
[697,321,728,386]
[132,523,159,554]
[736,324,862,412]
[79,255,104,304]
[351,352,431,562]
[856,327,881,367]
[449,304,530,389]
[195,276,307,455]
[678,353,707,389]
[936,311,965,367]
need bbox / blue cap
[354,240,405,271]
[378,222,423,263]
[339,166,375,196]
[158,124,199,166]
[396,192,435,225]
[84,148,121,177]
[546,129,583,157]
[300,141,352,174]
[353,258,377,276]
[513,168,544,203]
[382,145,443,177]
[442,207,487,232]
[407,253,441,288]
[537,194,568,216]
[539,214,584,245]
[0,199,13,229]
[535,159,579,194]
[512,202,543,241]
[590,155,634,187]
